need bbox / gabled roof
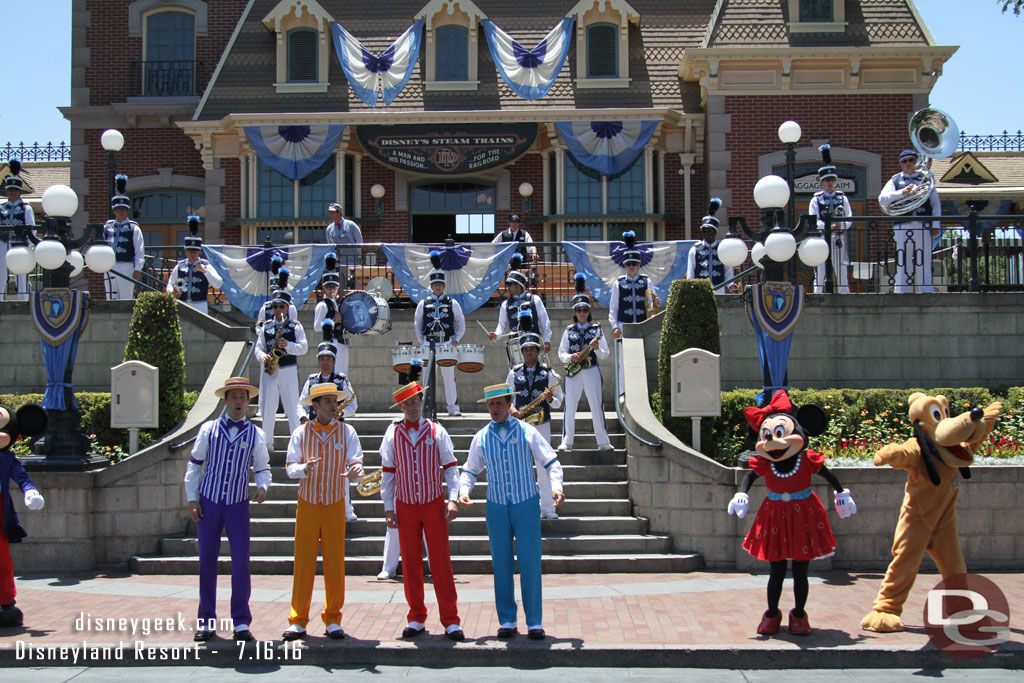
[933,152,1024,199]
[940,152,998,185]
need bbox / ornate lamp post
[519,182,534,214]
[5,185,116,470]
[100,129,124,220]
[370,183,386,214]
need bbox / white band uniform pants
[107,262,137,300]
[815,231,850,294]
[260,364,302,451]
[894,222,933,293]
[562,365,610,449]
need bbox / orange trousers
[289,498,346,628]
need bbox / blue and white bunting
[555,120,659,176]
[202,244,334,318]
[482,19,573,101]
[382,242,519,314]
[330,20,422,107]
[562,240,697,307]
[244,125,345,181]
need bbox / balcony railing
[958,130,1024,152]
[130,60,203,97]
[0,141,70,162]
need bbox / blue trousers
[485,496,543,629]
[197,496,252,630]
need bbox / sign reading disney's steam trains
[358,124,537,175]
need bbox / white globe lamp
[100,129,125,153]
[34,240,68,270]
[519,182,534,198]
[764,230,797,262]
[753,175,790,210]
[85,244,116,273]
[41,184,79,218]
[717,236,748,269]
[5,245,36,275]
[370,184,386,199]
[798,236,830,268]
[751,242,767,270]
[778,120,802,145]
[67,250,86,277]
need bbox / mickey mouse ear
[14,405,48,439]
[795,404,828,437]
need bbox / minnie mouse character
[0,404,48,628]
[727,391,857,636]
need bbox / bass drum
[340,290,391,335]
[456,344,485,373]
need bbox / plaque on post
[670,348,721,451]
[111,361,159,455]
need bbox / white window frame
[568,0,639,89]
[262,0,334,94]
[417,0,485,92]
[787,0,846,34]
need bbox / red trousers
[396,497,459,627]
[0,507,16,605]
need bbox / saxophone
[645,287,660,317]
[264,321,286,375]
[519,371,565,426]
[564,327,603,378]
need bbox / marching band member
[506,313,563,519]
[380,361,465,641]
[810,145,853,294]
[255,289,307,453]
[165,216,222,314]
[103,174,145,300]
[253,267,295,420]
[184,377,270,642]
[488,253,552,358]
[414,251,465,417]
[608,230,658,339]
[459,383,564,640]
[298,340,358,521]
[686,198,735,292]
[0,160,32,301]
[878,149,942,293]
[313,254,352,378]
[283,382,363,641]
[559,276,612,453]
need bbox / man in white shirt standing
[0,160,33,301]
[165,217,222,314]
[878,149,942,293]
[414,252,465,416]
[810,145,853,294]
[103,174,145,300]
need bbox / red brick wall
[81,128,204,222]
[220,157,241,244]
[85,0,248,105]
[360,158,408,243]
[662,153,706,241]
[722,93,914,219]
[508,153,544,241]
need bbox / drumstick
[475,320,516,341]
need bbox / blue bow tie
[224,418,247,430]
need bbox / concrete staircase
[131,413,702,575]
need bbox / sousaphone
[879,107,959,216]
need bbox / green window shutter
[587,23,617,78]
[288,29,318,82]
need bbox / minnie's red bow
[743,391,793,431]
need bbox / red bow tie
[742,391,793,431]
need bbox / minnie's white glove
[834,489,856,519]
[24,489,45,511]
[727,492,749,519]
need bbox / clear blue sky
[0,1,1021,145]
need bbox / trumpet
[356,468,382,496]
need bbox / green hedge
[652,386,1017,466]
[124,293,187,435]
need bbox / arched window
[288,28,318,82]
[436,24,469,81]
[131,190,205,222]
[586,23,618,79]
[145,10,196,95]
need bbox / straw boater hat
[301,382,351,406]
[390,359,428,408]
[214,376,259,400]
[477,383,516,403]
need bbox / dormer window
[788,0,845,33]
[417,0,485,91]
[569,0,639,89]
[262,0,334,93]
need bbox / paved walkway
[0,570,1020,669]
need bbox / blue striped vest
[197,417,261,505]
[478,418,539,505]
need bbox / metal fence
[129,60,204,97]
[0,141,71,162]
[958,130,1024,152]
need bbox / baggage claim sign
[357,124,537,175]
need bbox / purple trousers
[197,495,252,630]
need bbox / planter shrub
[124,292,186,436]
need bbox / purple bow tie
[224,417,247,430]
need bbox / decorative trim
[569,0,640,85]
[127,169,206,193]
[129,0,208,37]
[758,145,883,196]
[271,82,330,93]
[424,80,480,91]
[262,0,335,95]
[575,77,631,89]
[787,21,846,34]
[416,0,486,87]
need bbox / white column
[336,150,345,209]
[542,150,551,215]
[247,152,258,220]
[679,153,695,241]
[644,147,654,214]
[354,153,363,219]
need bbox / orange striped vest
[297,420,349,506]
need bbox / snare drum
[505,336,524,367]
[340,290,391,335]
[391,345,425,373]
[433,343,459,367]
[456,344,485,373]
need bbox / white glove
[834,489,856,519]
[727,492,749,519]
[24,490,45,511]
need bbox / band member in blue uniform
[254,268,296,421]
[313,254,352,379]
[559,275,612,452]
[1,160,33,301]
[506,313,563,519]
[413,251,465,416]
[878,149,942,293]
[255,289,308,451]
[459,383,564,640]
[165,216,222,314]
[184,377,271,642]
[103,174,145,300]
[810,146,853,294]
[488,253,552,359]
[608,231,658,339]
[686,198,734,293]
